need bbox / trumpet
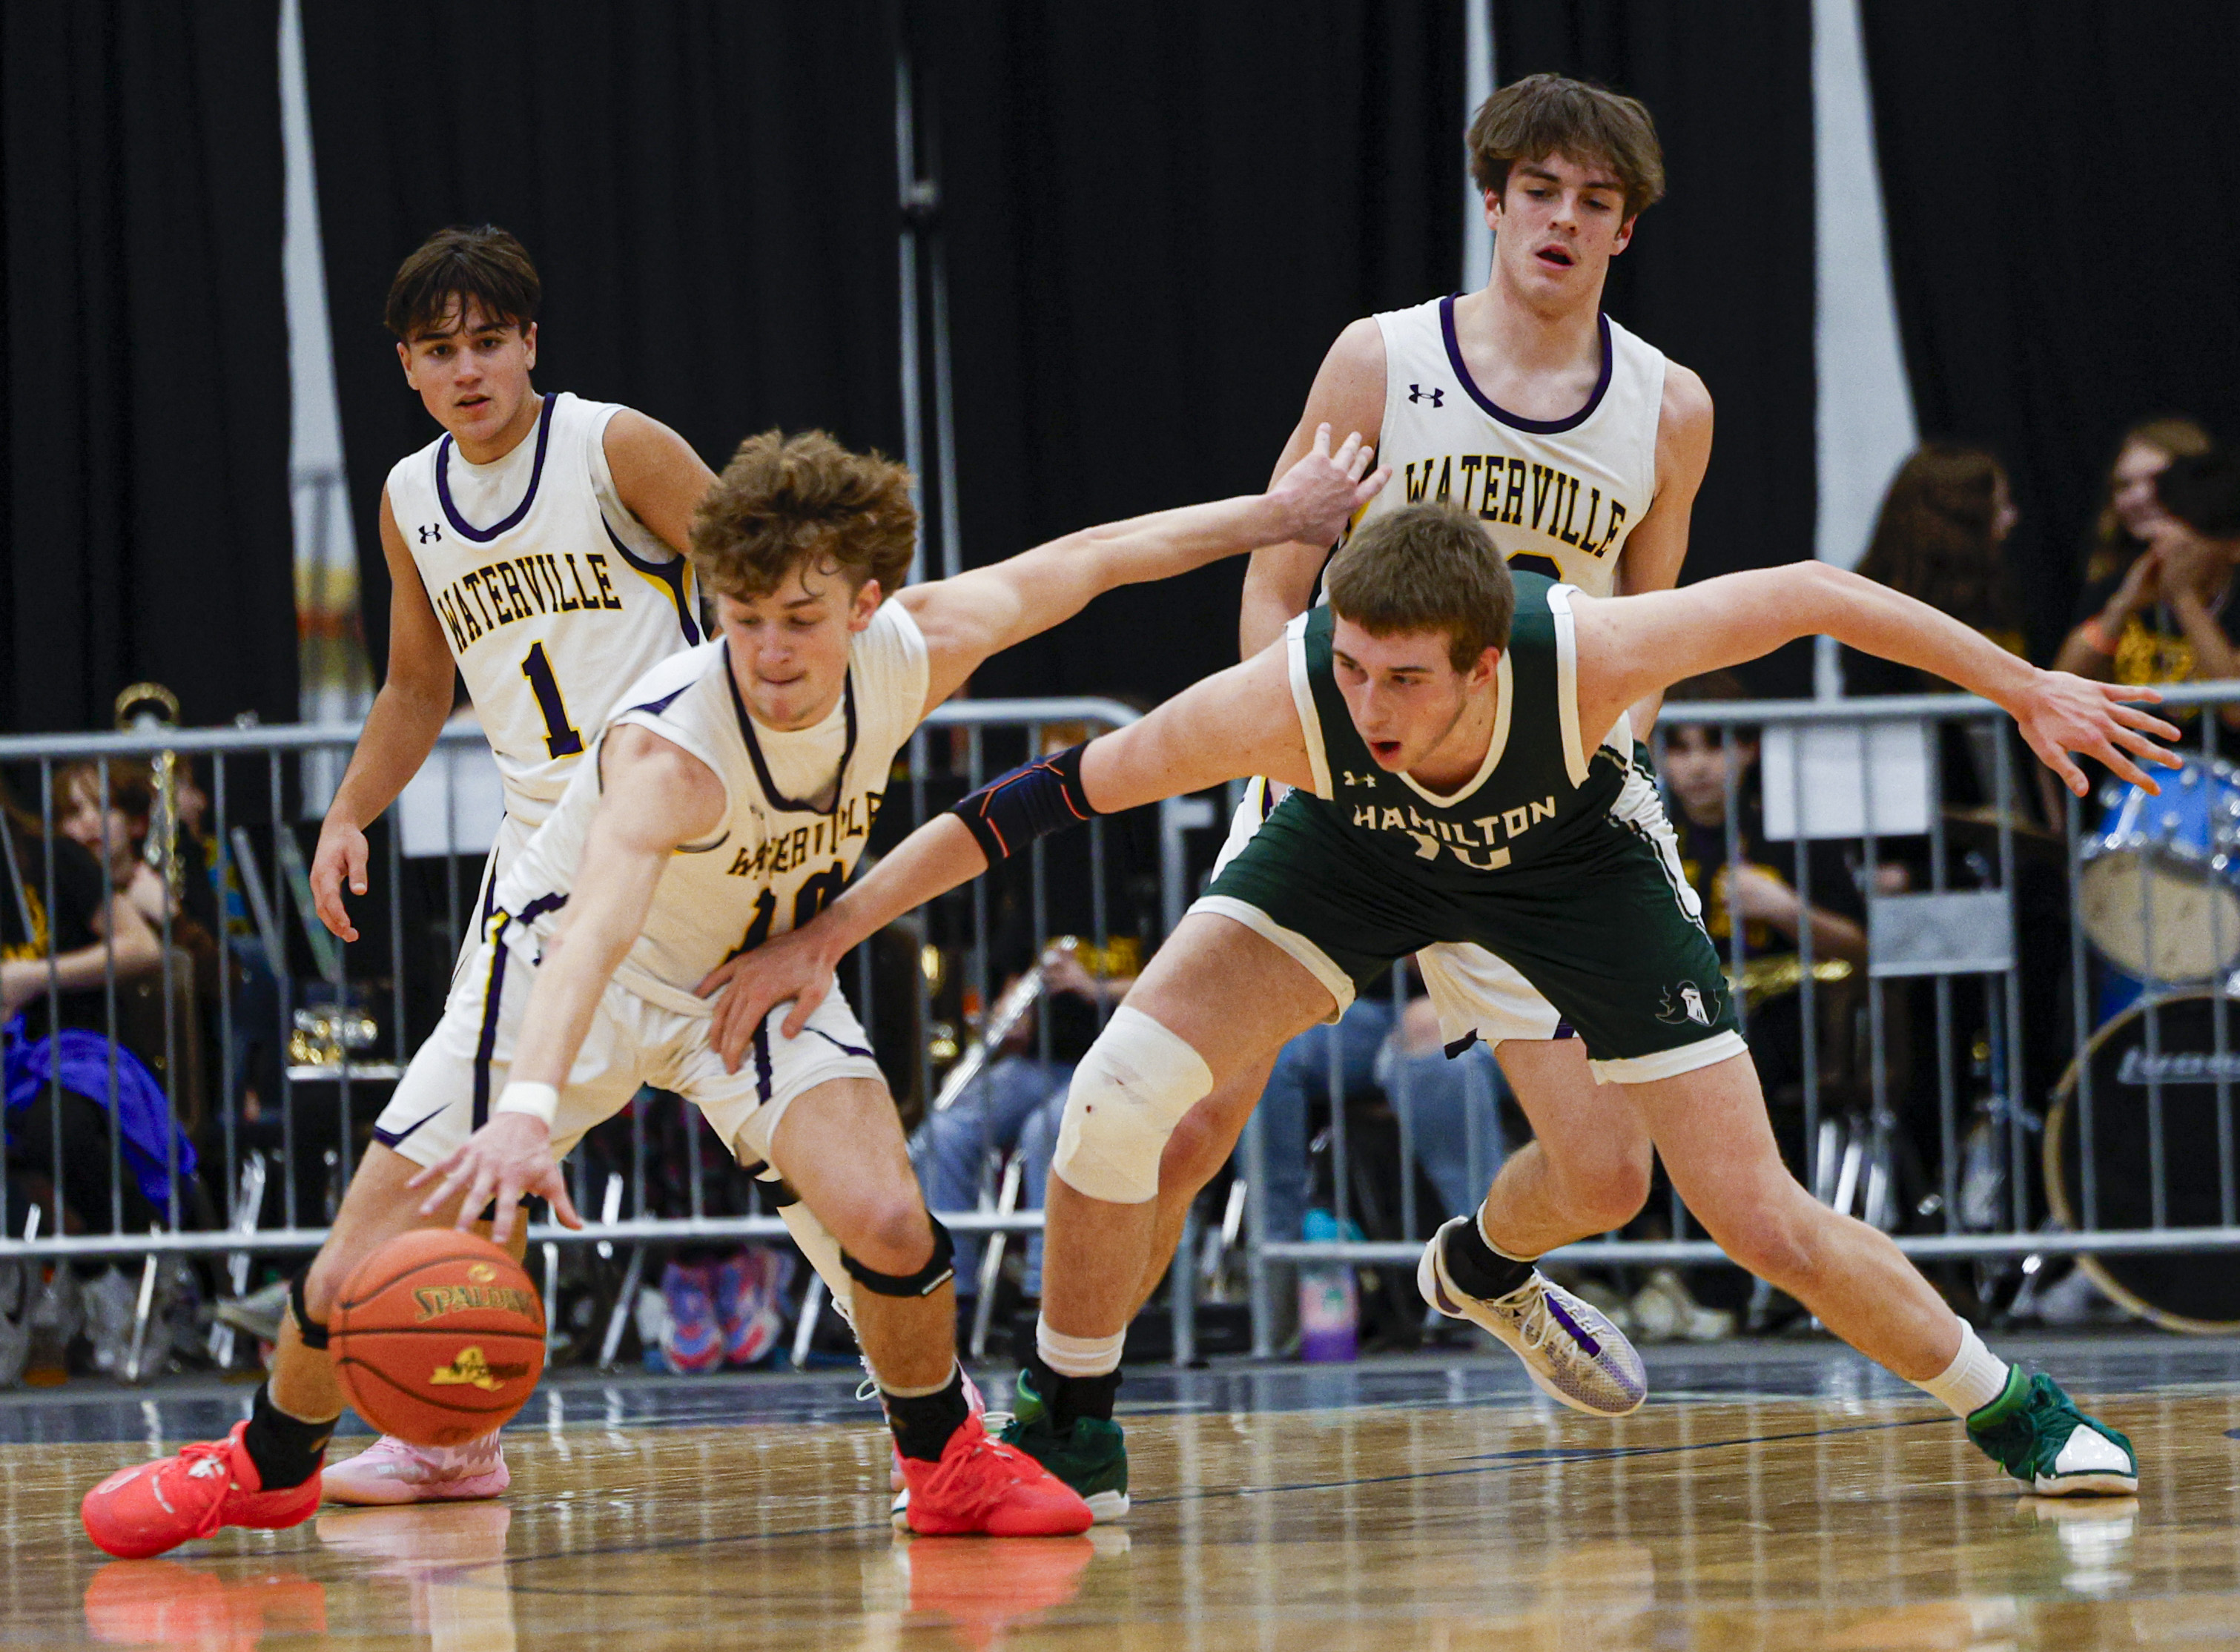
[114,681,183,904]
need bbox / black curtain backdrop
[302,2,901,681]
[1863,4,2240,662]
[928,2,1464,706]
[1,2,296,733]
[1493,4,1817,695]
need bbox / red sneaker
[80,1423,322,1559]
[899,1415,1094,1537]
[892,1367,987,1493]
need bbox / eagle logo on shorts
[1657,981,1715,1028]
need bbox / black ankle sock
[885,1369,972,1463]
[240,1384,337,1490]
[1442,1212,1536,1301]
[1027,1352,1121,1431]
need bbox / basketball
[328,1230,546,1447]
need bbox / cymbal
[1940,804,2064,856]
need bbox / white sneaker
[1418,1216,1648,1418]
[321,1432,509,1506]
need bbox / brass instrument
[113,681,182,904]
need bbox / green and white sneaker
[995,1369,1130,1523]
[1966,1369,2138,1496]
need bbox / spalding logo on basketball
[330,1229,546,1447]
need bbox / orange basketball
[328,1229,546,1447]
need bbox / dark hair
[56,760,155,836]
[1662,671,1757,743]
[384,225,541,340]
[1854,444,2016,633]
[1467,73,1665,219]
[1324,503,1516,670]
[2155,451,2240,538]
[692,430,919,601]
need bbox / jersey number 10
[519,642,584,759]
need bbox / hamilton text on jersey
[1402,455,1628,559]
[430,549,627,654]
[1346,793,1559,870]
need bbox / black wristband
[951,741,1098,863]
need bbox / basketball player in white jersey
[79,425,1387,1556]
[303,226,713,1503]
[1129,76,1712,1412]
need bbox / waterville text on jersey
[429,549,626,654]
[727,794,882,879]
[1404,455,1627,558]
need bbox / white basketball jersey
[1356,297,1665,597]
[386,391,703,826]
[492,601,931,1017]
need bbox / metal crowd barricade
[1255,680,2240,1355]
[0,697,1209,1371]
[17,679,2240,1375]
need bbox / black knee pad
[740,1160,803,1209]
[842,1215,956,1298]
[289,1270,330,1350]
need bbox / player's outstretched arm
[898,424,1388,714]
[1572,561,2183,798]
[311,490,458,942]
[1240,319,1387,659]
[701,643,1313,1057]
[408,725,724,1242]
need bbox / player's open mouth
[1536,246,1574,268]
[457,395,489,410]
[1370,739,1402,763]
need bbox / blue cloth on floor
[4,1014,196,1209]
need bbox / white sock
[874,1359,962,1401]
[1037,1318,1125,1378]
[1914,1323,2012,1418]
[1475,1201,1538,1265]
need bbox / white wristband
[494,1082,559,1127]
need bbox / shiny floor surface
[4,1335,2237,1649]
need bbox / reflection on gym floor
[1,1339,2235,1649]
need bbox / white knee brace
[1052,1005,1214,1204]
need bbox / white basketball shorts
[375,929,884,1172]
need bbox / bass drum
[2044,991,2240,1332]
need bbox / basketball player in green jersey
[721,503,2169,1508]
[1197,74,1707,1411]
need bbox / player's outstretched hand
[2013,670,2182,797]
[696,922,841,1071]
[1267,423,1390,549]
[309,816,369,942]
[407,1113,584,1246]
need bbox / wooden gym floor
[1,1335,2236,1649]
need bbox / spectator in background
[1,779,186,1241]
[1847,444,2026,691]
[1659,675,1867,1097]
[2077,415,2213,590]
[2059,449,2240,728]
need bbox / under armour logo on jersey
[1407,383,1444,407]
[417,523,443,544]
[1341,770,1378,788]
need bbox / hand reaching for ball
[407,1112,584,1246]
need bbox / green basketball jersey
[1285,572,1638,888]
